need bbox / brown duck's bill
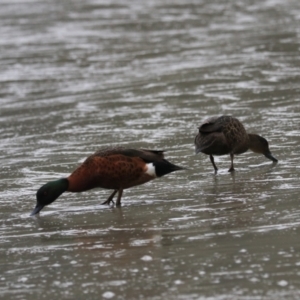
[265,152,278,162]
[30,203,44,216]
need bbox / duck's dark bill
[30,203,44,216]
[265,152,278,163]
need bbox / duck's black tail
[153,159,185,177]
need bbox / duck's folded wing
[199,118,223,133]
[198,115,232,133]
[93,147,164,162]
[195,132,230,155]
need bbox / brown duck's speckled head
[248,134,278,162]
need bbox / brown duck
[194,116,278,172]
[31,147,184,215]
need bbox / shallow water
[1,0,300,299]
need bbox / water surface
[1,0,300,299]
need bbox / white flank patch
[145,163,157,177]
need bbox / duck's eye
[43,191,48,196]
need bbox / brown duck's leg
[228,153,235,172]
[210,155,218,172]
[101,189,117,205]
[116,189,123,206]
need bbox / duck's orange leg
[102,189,118,205]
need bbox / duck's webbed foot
[101,190,117,205]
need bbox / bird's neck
[248,133,264,153]
[54,178,69,193]
[67,173,95,192]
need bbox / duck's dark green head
[30,178,69,216]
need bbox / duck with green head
[31,147,184,216]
